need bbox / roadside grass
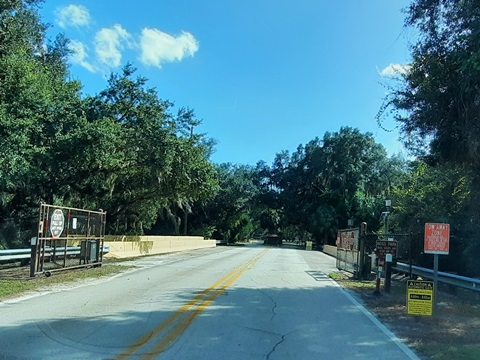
[0,264,134,301]
[0,280,37,298]
[329,271,378,292]
[329,271,480,360]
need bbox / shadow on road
[0,277,418,359]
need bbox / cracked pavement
[0,244,418,359]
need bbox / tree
[192,164,258,242]
[84,65,218,234]
[380,0,480,166]
[0,0,85,247]
[277,128,402,244]
[390,161,479,275]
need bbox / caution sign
[407,280,433,316]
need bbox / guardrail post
[29,237,37,277]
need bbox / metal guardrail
[394,262,480,293]
[0,246,110,264]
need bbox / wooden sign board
[375,240,398,260]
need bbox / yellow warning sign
[407,280,433,316]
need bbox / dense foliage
[378,0,480,275]
[258,128,404,244]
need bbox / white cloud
[379,63,411,77]
[139,28,199,68]
[56,4,91,29]
[68,40,96,72]
[94,24,134,68]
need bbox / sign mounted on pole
[375,240,398,260]
[424,223,450,255]
[407,280,433,316]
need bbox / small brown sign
[375,240,398,259]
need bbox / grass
[0,280,37,298]
[327,272,345,280]
[329,272,378,292]
[0,264,134,300]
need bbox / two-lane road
[0,244,419,359]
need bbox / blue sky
[39,1,413,165]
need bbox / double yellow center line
[115,249,268,359]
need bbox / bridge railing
[0,246,110,264]
[394,262,480,293]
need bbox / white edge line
[329,278,420,360]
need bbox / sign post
[373,239,398,295]
[424,223,450,314]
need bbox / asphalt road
[0,243,419,359]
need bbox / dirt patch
[333,273,480,360]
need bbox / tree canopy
[380,0,480,166]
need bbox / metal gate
[30,204,106,277]
[358,232,415,277]
[335,228,361,274]
[336,227,416,280]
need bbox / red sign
[424,223,450,255]
[336,229,359,250]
